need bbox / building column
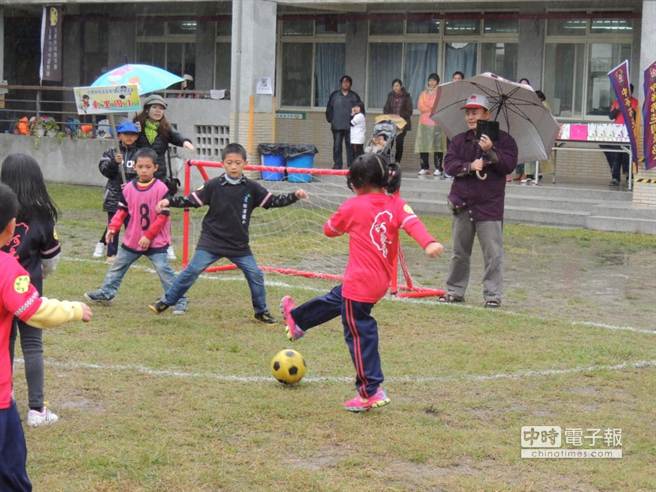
[62,15,81,102]
[229,0,277,159]
[344,18,367,99]
[634,0,656,207]
[517,6,545,87]
[0,8,4,85]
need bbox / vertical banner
[608,60,638,167]
[40,6,63,82]
[643,62,656,170]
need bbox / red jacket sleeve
[143,213,169,241]
[108,209,129,233]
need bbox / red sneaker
[343,387,390,412]
[280,296,304,341]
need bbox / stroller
[364,114,407,162]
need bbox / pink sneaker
[280,296,304,341]
[343,387,390,412]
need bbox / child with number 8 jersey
[84,148,188,313]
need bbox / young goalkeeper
[280,153,444,412]
[85,148,188,314]
[149,143,308,323]
[0,182,92,489]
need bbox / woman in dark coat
[383,79,414,164]
[134,94,194,186]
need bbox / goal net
[180,159,445,298]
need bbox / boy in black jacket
[149,143,308,323]
[93,120,140,262]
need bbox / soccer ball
[271,349,307,385]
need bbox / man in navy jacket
[442,94,518,308]
[326,75,362,169]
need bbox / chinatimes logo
[520,426,622,459]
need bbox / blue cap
[116,120,139,134]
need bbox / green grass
[12,183,656,490]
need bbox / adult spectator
[134,94,194,186]
[326,75,362,169]
[415,73,444,176]
[452,71,465,81]
[383,79,413,164]
[603,83,637,187]
[441,94,518,308]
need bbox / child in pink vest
[84,148,187,313]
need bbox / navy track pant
[291,285,383,397]
[0,402,31,491]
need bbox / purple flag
[643,62,656,170]
[608,60,638,167]
[40,6,62,82]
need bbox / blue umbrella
[91,64,184,95]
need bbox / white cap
[461,94,490,111]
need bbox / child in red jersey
[280,153,443,412]
[0,183,92,490]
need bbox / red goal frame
[181,159,445,298]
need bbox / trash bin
[257,143,288,181]
[286,144,318,183]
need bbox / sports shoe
[84,290,114,305]
[93,242,105,258]
[254,310,276,324]
[343,387,391,413]
[172,306,187,315]
[433,169,442,177]
[149,300,170,314]
[27,406,59,427]
[417,169,429,176]
[484,299,501,308]
[167,246,177,261]
[280,296,304,341]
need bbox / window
[316,16,346,34]
[587,43,631,116]
[282,19,313,36]
[481,43,517,80]
[404,43,439,103]
[547,18,587,36]
[367,43,403,108]
[137,42,166,69]
[484,17,518,34]
[370,18,404,35]
[406,17,440,34]
[281,43,313,106]
[280,18,346,107]
[314,44,345,107]
[590,18,633,34]
[543,44,584,116]
[215,43,231,90]
[445,18,480,35]
[445,42,478,79]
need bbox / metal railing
[0,84,215,139]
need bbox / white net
[181,161,444,297]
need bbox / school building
[2,0,656,204]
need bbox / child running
[93,120,140,263]
[149,143,308,323]
[0,182,91,489]
[85,148,188,314]
[1,154,63,427]
[280,153,443,412]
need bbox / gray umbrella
[432,72,560,163]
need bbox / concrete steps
[269,174,655,234]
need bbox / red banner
[608,61,638,167]
[643,62,656,169]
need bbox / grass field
[12,183,656,491]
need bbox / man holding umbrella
[441,94,518,308]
